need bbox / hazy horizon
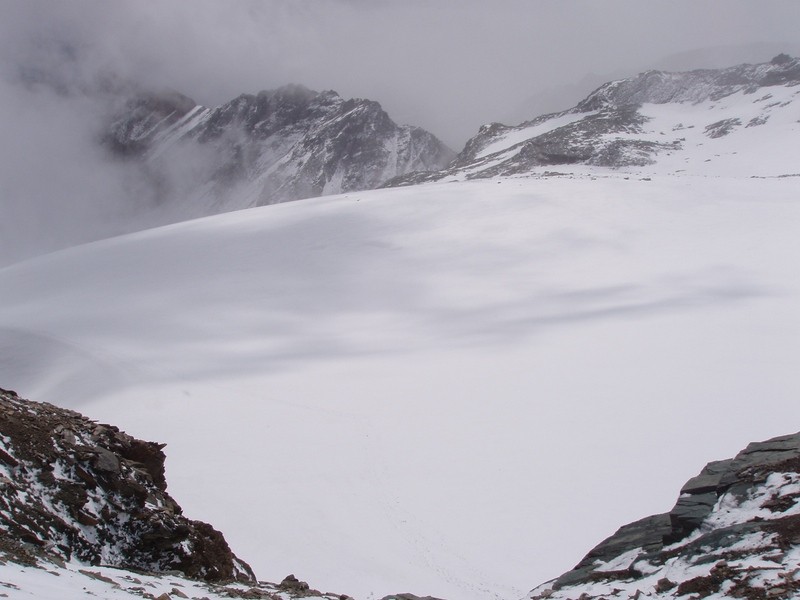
[2,1,800,148]
[1,0,799,265]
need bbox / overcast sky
[2,0,800,148]
[1,0,799,265]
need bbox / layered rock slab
[530,432,800,600]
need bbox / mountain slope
[105,84,454,215]
[529,431,800,600]
[0,174,798,600]
[388,54,800,184]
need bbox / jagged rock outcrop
[104,84,454,211]
[529,431,800,600]
[388,54,800,185]
[0,387,254,582]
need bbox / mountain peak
[102,81,454,214]
[771,52,795,65]
[389,54,800,186]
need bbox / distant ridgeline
[387,53,800,184]
[103,83,454,212]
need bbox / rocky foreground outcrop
[0,386,254,583]
[0,388,421,599]
[4,383,799,600]
[530,431,800,600]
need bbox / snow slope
[0,175,799,599]
[0,559,343,600]
[391,55,800,185]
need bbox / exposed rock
[704,117,741,138]
[279,573,312,594]
[104,84,454,210]
[387,54,800,185]
[0,387,254,583]
[379,594,448,600]
[528,431,800,600]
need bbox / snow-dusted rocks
[530,432,800,600]
[105,84,454,211]
[389,54,800,184]
[0,387,254,583]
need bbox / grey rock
[668,491,718,537]
[679,459,732,495]
[91,447,121,474]
[530,430,800,600]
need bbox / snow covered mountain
[104,83,454,214]
[388,54,800,184]
[530,431,800,600]
[1,53,800,600]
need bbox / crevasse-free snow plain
[1,174,799,599]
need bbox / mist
[1,0,800,265]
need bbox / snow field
[0,176,799,599]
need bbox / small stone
[279,574,310,592]
[92,447,121,474]
[655,578,676,593]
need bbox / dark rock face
[0,387,254,583]
[529,432,800,600]
[104,91,197,157]
[104,84,454,209]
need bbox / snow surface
[0,559,336,600]
[0,175,799,600]
[474,111,594,159]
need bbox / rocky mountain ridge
[104,83,454,214]
[529,431,800,600]
[387,54,800,185]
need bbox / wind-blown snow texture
[0,172,798,599]
[388,54,800,184]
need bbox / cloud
[4,1,800,143]
[0,0,799,264]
